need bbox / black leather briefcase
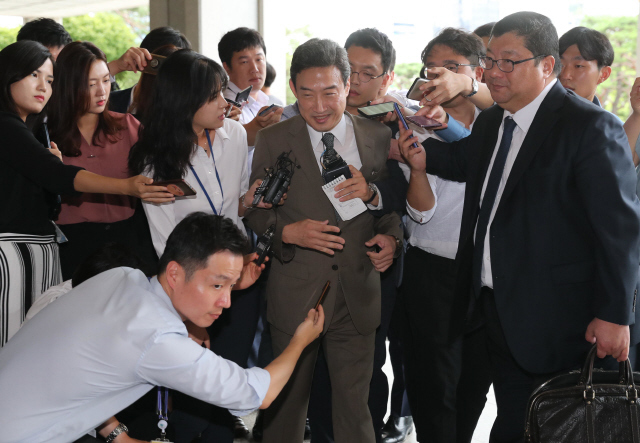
[525,344,640,443]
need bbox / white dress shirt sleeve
[406,174,439,224]
[137,332,270,416]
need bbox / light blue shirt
[0,267,270,443]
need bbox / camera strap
[188,129,224,216]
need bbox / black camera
[321,148,351,183]
[254,224,275,265]
[253,151,295,206]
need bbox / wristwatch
[363,183,379,205]
[105,423,128,443]
[463,77,479,98]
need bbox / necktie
[472,116,517,296]
[321,132,337,181]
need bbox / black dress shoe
[304,418,311,440]
[382,415,414,443]
[252,410,264,441]
[234,416,250,439]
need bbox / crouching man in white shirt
[0,212,324,443]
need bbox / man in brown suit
[244,38,403,442]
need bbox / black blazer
[423,81,640,373]
[109,87,133,114]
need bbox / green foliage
[391,62,423,92]
[582,15,637,120]
[63,12,142,89]
[114,6,150,43]
[0,26,18,51]
[285,26,313,105]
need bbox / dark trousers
[388,301,412,418]
[308,262,399,443]
[58,201,158,280]
[481,287,619,443]
[401,247,492,443]
[171,282,262,443]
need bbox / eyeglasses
[425,63,478,79]
[479,55,549,73]
[350,70,386,83]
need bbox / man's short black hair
[559,27,614,69]
[17,18,71,48]
[265,62,277,88]
[158,213,248,280]
[421,28,485,66]
[218,27,266,67]
[491,11,561,76]
[290,38,350,88]
[140,26,191,53]
[474,22,496,39]
[344,28,396,73]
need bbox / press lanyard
[189,129,224,215]
[156,386,169,439]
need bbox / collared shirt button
[332,265,338,271]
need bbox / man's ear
[164,261,184,290]
[474,66,484,82]
[597,66,612,85]
[344,77,350,96]
[380,71,395,93]
[289,78,298,99]
[542,55,555,78]
[223,62,232,76]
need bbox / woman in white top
[129,49,269,256]
[128,48,271,443]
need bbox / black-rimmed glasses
[350,70,386,83]
[479,55,549,73]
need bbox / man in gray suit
[244,38,403,443]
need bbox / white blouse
[143,119,250,256]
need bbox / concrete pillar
[150,0,287,102]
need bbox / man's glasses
[350,70,386,83]
[479,55,549,73]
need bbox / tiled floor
[234,341,497,442]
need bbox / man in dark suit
[244,38,403,442]
[398,11,640,442]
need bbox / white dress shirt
[224,81,270,127]
[400,107,480,259]
[306,114,383,210]
[479,78,557,288]
[143,119,249,256]
[0,267,270,443]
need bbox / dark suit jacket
[423,81,640,373]
[109,87,133,114]
[244,113,403,336]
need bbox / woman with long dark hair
[49,41,159,279]
[129,49,270,443]
[0,40,172,346]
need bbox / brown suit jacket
[244,113,403,336]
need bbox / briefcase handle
[579,344,637,402]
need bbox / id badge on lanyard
[151,386,173,443]
[188,129,224,216]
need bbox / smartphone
[142,54,166,75]
[357,102,397,118]
[406,78,433,101]
[315,280,331,310]
[148,179,197,197]
[406,115,446,130]
[393,102,420,149]
[259,104,282,117]
[235,85,253,104]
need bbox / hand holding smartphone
[406,78,434,101]
[259,104,282,117]
[393,102,420,149]
[357,102,397,118]
[147,179,196,197]
[405,115,446,130]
